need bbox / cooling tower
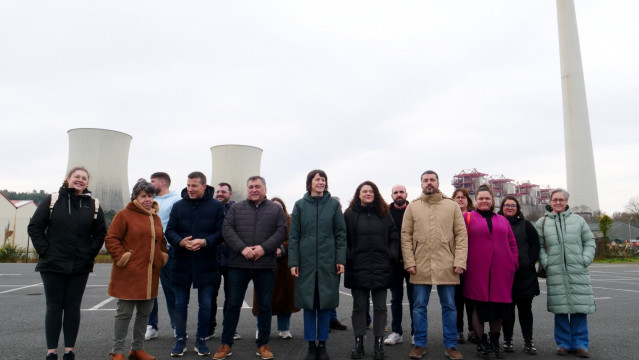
[210,145,263,202]
[67,128,132,212]
[557,0,600,211]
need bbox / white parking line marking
[0,283,42,295]
[592,286,639,293]
[87,297,116,310]
[594,297,611,300]
[0,274,21,276]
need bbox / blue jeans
[278,314,291,331]
[304,308,331,341]
[173,283,214,339]
[222,267,275,348]
[389,267,414,335]
[148,248,175,330]
[329,308,338,322]
[413,284,457,348]
[554,313,589,351]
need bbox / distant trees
[1,189,50,205]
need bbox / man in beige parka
[401,170,468,360]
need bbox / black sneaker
[524,341,537,355]
[503,339,514,352]
[457,332,466,344]
[62,351,75,360]
[45,354,58,360]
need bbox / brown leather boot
[109,353,126,360]
[128,349,156,360]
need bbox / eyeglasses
[551,199,566,203]
[503,204,517,208]
[454,196,466,200]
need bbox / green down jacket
[288,191,346,310]
[535,206,596,314]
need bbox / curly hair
[347,180,389,218]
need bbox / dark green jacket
[289,191,346,310]
[535,206,596,314]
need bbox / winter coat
[344,202,400,290]
[400,191,467,285]
[507,215,540,300]
[222,199,287,269]
[165,186,224,288]
[216,200,235,267]
[536,206,596,314]
[463,211,519,303]
[252,214,301,316]
[288,191,346,310]
[105,201,168,300]
[28,187,106,274]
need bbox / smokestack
[210,145,263,202]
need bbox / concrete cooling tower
[210,145,263,202]
[67,128,132,212]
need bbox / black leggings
[502,297,534,342]
[455,284,473,333]
[40,272,90,349]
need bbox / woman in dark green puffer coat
[289,170,347,360]
[535,188,595,358]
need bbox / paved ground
[1,263,637,359]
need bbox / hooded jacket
[536,206,596,314]
[400,191,467,285]
[165,185,224,288]
[506,214,540,299]
[106,201,168,300]
[28,187,106,274]
[344,202,400,290]
[288,191,346,310]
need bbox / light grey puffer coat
[535,206,596,314]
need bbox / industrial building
[210,145,263,201]
[0,192,36,250]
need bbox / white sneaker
[233,332,241,340]
[384,332,403,345]
[278,330,293,339]
[204,331,215,340]
[145,325,158,340]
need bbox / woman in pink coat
[463,185,518,359]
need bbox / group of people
[28,167,596,360]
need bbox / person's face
[67,170,89,194]
[502,199,518,217]
[359,185,375,206]
[150,177,164,191]
[136,190,154,211]
[247,179,267,204]
[551,192,568,213]
[215,185,232,204]
[186,177,206,199]
[391,185,407,206]
[476,191,493,211]
[453,191,468,211]
[310,173,326,194]
[421,174,439,195]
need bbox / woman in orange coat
[105,179,168,360]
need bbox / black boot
[490,332,504,359]
[317,342,330,360]
[306,341,318,360]
[350,336,364,359]
[476,334,493,359]
[373,336,384,360]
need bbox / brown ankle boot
[128,349,156,360]
[109,353,126,360]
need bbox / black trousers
[455,283,473,333]
[502,297,534,342]
[40,271,90,349]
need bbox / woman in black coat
[344,181,400,360]
[497,196,540,355]
[28,166,106,360]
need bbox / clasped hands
[242,245,266,261]
[179,236,206,251]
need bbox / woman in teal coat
[535,188,595,358]
[289,169,347,360]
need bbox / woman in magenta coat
[463,185,518,359]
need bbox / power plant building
[67,128,132,212]
[210,145,263,201]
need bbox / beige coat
[401,191,468,285]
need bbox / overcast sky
[1,1,636,214]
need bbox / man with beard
[402,171,467,360]
[384,184,416,346]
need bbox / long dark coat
[288,191,346,310]
[507,215,540,300]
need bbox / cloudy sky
[1,1,636,214]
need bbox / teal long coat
[288,191,346,310]
[535,206,596,314]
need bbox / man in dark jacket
[213,176,287,360]
[384,184,416,346]
[165,171,224,357]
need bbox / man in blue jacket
[165,171,224,357]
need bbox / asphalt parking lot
[1,263,637,359]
